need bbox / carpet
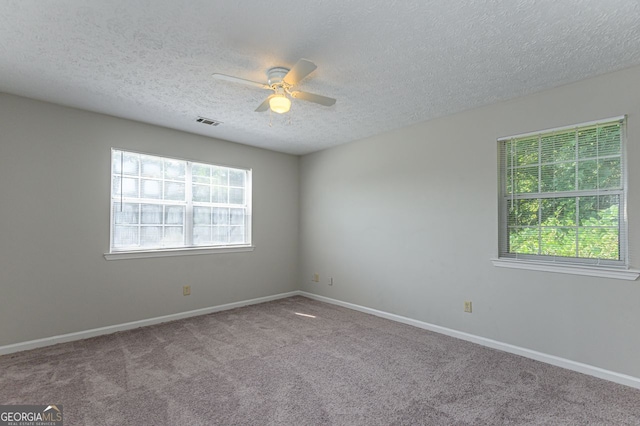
[1,296,638,425]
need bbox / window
[498,117,627,267]
[110,149,251,253]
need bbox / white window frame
[493,116,639,280]
[105,149,253,260]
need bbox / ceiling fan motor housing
[267,67,290,87]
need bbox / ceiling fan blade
[212,73,270,90]
[290,91,336,106]
[283,59,317,86]
[255,95,275,112]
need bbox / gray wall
[0,93,299,346]
[299,65,640,378]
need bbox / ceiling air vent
[196,116,222,126]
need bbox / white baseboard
[299,291,640,390]
[0,291,299,356]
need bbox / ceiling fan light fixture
[269,95,291,114]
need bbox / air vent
[196,116,222,126]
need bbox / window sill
[491,258,639,281]
[104,245,254,260]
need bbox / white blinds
[498,118,626,265]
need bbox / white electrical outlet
[464,301,472,313]
[183,285,191,296]
[313,273,320,282]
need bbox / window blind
[498,117,626,266]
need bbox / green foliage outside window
[501,121,623,261]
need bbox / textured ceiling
[1,1,639,155]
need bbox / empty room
[1,1,640,424]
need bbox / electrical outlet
[464,301,472,313]
[313,273,320,282]
[183,285,191,296]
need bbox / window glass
[111,150,251,252]
[498,118,626,266]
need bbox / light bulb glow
[269,95,291,114]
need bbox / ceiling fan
[213,59,336,114]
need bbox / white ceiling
[1,1,639,155]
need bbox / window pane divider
[115,198,187,206]
[504,189,623,200]
[185,161,194,246]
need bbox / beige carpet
[1,296,639,425]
